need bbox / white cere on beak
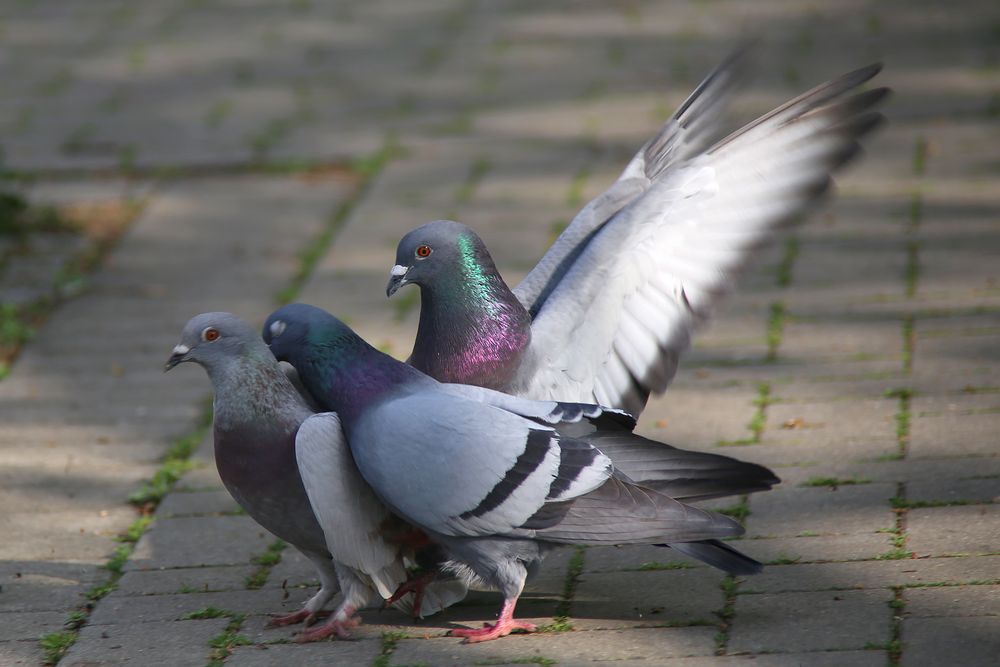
[269,320,287,338]
[390,264,408,277]
[172,344,190,355]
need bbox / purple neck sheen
[409,265,531,391]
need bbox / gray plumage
[165,313,465,641]
[388,56,889,415]
[264,303,771,641]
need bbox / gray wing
[513,47,751,316]
[580,431,779,502]
[436,381,635,430]
[518,65,888,415]
[294,412,407,600]
[350,391,613,539]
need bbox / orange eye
[415,244,432,258]
[202,328,220,342]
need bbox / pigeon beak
[386,265,410,298]
[164,344,191,372]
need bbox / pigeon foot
[294,614,361,642]
[449,618,537,643]
[448,596,535,643]
[268,609,331,627]
[386,570,437,618]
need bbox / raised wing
[519,65,888,415]
[514,47,751,316]
[294,412,407,600]
[350,392,613,540]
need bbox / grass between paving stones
[634,561,694,571]
[276,138,403,305]
[537,546,586,633]
[128,401,213,508]
[0,194,144,376]
[901,315,915,376]
[713,575,739,655]
[246,539,288,589]
[877,483,915,562]
[800,477,872,489]
[204,611,251,667]
[765,303,786,362]
[452,156,492,208]
[884,387,912,460]
[717,382,772,446]
[475,659,557,666]
[40,631,77,665]
[567,164,591,208]
[38,512,157,664]
[715,495,751,526]
[373,630,411,667]
[775,235,799,288]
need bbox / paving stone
[906,584,999,618]
[156,490,241,517]
[127,515,275,571]
[88,588,313,626]
[735,532,892,564]
[0,640,46,667]
[62,618,229,667]
[572,568,723,630]
[113,565,256,597]
[4,1,1000,664]
[745,483,897,539]
[906,505,1000,557]
[901,616,998,667]
[390,627,720,666]
[583,544,710,573]
[227,639,383,667]
[0,610,68,642]
[728,589,891,653]
[648,652,886,667]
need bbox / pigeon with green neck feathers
[165,312,465,642]
[264,303,777,642]
[387,58,888,415]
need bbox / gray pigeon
[165,313,465,641]
[387,60,889,415]
[264,303,775,642]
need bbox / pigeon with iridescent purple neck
[165,313,465,642]
[387,60,889,415]
[264,303,775,642]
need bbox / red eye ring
[202,328,220,342]
[415,244,432,258]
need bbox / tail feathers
[534,476,743,545]
[583,432,780,502]
[665,539,763,576]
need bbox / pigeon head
[263,303,363,367]
[386,220,496,298]
[165,312,262,372]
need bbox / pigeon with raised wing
[387,60,888,415]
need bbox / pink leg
[267,608,331,627]
[295,608,361,643]
[385,570,437,619]
[448,597,537,643]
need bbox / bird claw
[294,614,362,643]
[267,609,331,627]
[385,570,437,618]
[449,619,537,643]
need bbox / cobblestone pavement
[0,1,997,666]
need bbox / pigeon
[387,59,889,415]
[263,303,777,642]
[164,313,466,641]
